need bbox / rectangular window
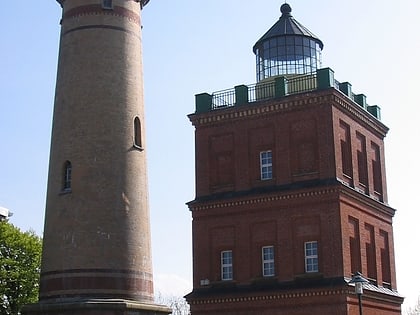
[102,0,113,9]
[260,150,273,180]
[262,246,275,277]
[304,241,318,273]
[221,250,233,281]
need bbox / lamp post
[349,272,369,315]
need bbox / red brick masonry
[40,269,154,301]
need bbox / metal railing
[287,74,317,94]
[211,73,318,109]
[212,88,236,110]
[248,81,276,102]
[199,67,381,120]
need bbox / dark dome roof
[253,4,324,52]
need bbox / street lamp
[349,271,369,315]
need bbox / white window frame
[221,250,233,281]
[305,241,319,273]
[260,150,273,180]
[102,0,113,9]
[262,246,275,277]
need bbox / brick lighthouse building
[186,4,404,315]
[23,1,169,315]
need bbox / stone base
[22,299,172,315]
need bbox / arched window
[134,116,143,149]
[63,161,72,191]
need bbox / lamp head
[349,272,369,295]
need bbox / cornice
[338,183,396,220]
[189,92,330,127]
[189,288,350,305]
[188,180,396,219]
[188,283,403,305]
[188,186,338,212]
[188,89,389,138]
[331,91,389,138]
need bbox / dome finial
[280,3,292,16]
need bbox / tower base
[22,299,172,315]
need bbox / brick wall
[187,88,402,314]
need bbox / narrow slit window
[349,216,362,274]
[356,132,368,187]
[339,121,353,178]
[134,116,142,148]
[371,142,383,196]
[63,161,72,191]
[365,223,377,281]
[380,230,391,286]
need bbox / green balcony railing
[194,67,381,121]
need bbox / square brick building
[186,4,403,315]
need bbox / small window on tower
[63,160,72,192]
[134,116,143,150]
[260,150,273,180]
[102,0,113,9]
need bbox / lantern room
[253,3,323,81]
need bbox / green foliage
[0,222,42,315]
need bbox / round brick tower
[23,1,170,314]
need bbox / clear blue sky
[1,0,419,311]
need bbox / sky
[1,0,419,311]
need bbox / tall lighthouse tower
[23,1,170,315]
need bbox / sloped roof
[253,3,324,52]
